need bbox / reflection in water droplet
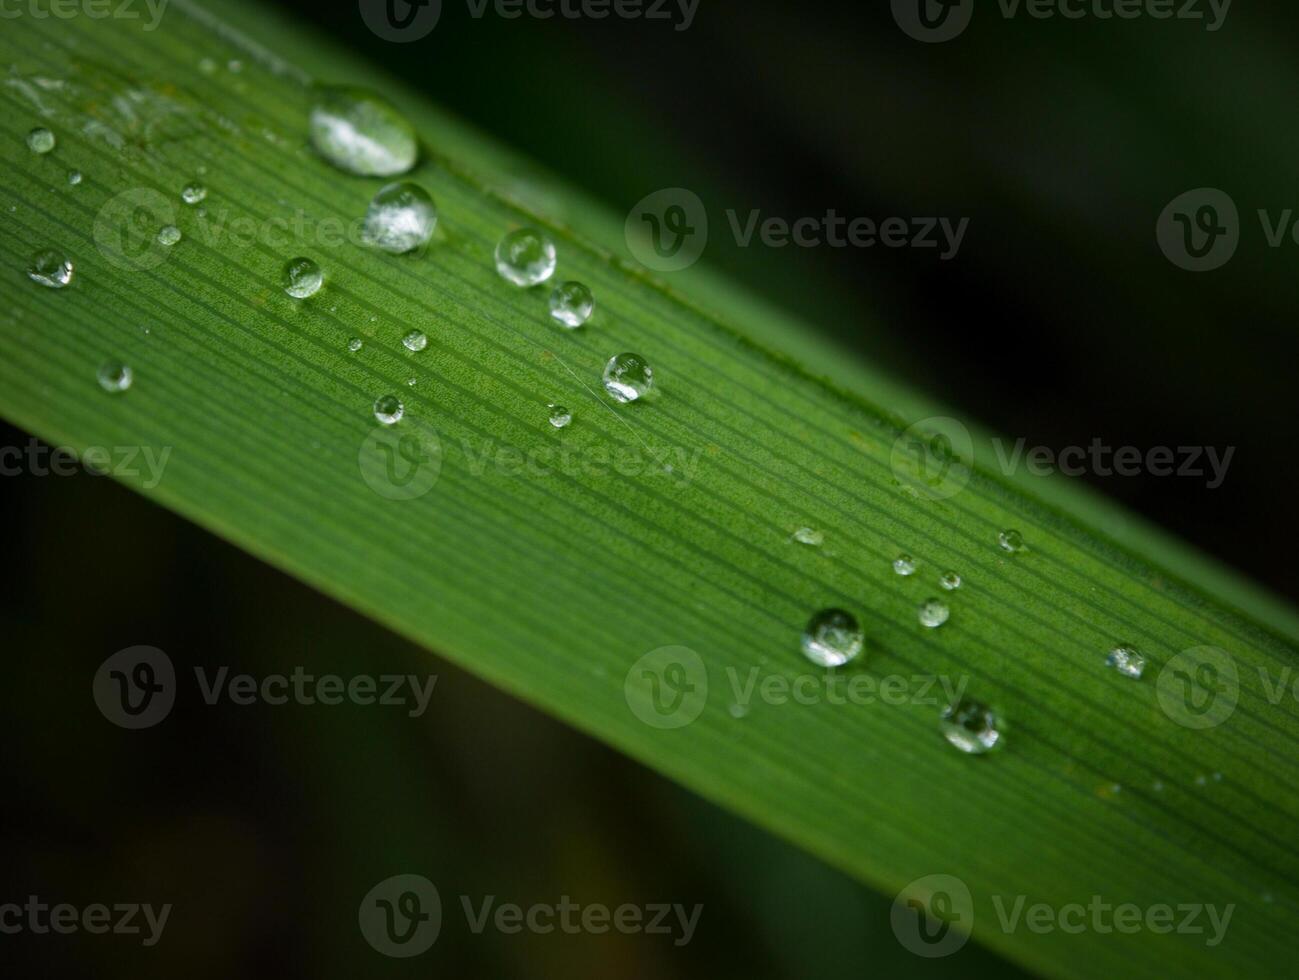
[181,182,207,205]
[1105,645,1145,680]
[602,353,653,403]
[96,361,133,393]
[918,598,950,629]
[998,529,1025,553]
[347,337,363,352]
[67,170,82,186]
[893,554,916,576]
[495,227,557,287]
[282,257,324,299]
[27,127,55,154]
[309,86,417,177]
[157,225,181,246]
[549,281,594,328]
[27,248,73,288]
[361,182,436,254]
[940,571,962,590]
[940,697,1000,754]
[548,403,572,429]
[800,608,864,668]
[374,394,404,426]
[793,527,823,547]
[402,330,428,352]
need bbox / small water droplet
[495,227,557,287]
[1106,644,1146,680]
[282,257,323,299]
[157,225,181,246]
[893,554,917,576]
[793,527,823,547]
[548,403,572,429]
[402,330,428,352]
[27,248,73,288]
[800,608,864,668]
[347,337,363,352]
[26,127,54,154]
[309,86,417,177]
[373,394,404,426]
[940,697,1000,754]
[361,182,436,254]
[602,352,653,403]
[998,529,1025,553]
[549,280,594,327]
[66,170,82,186]
[406,377,417,387]
[181,182,207,205]
[918,598,950,629]
[96,361,132,393]
[940,571,962,590]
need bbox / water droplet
[198,57,217,74]
[1105,644,1145,680]
[940,571,962,590]
[26,127,54,154]
[918,598,950,629]
[548,403,572,429]
[406,377,417,387]
[27,248,73,288]
[308,86,417,177]
[495,227,557,287]
[998,529,1025,553]
[728,703,749,719]
[793,527,823,547]
[373,394,404,426]
[181,182,207,205]
[347,337,363,352]
[549,280,594,327]
[361,182,436,254]
[157,225,181,246]
[402,330,428,352]
[940,697,1000,754]
[800,608,864,668]
[893,554,917,576]
[602,352,653,403]
[96,361,132,393]
[282,257,323,299]
[66,170,82,186]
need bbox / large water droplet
[495,228,557,287]
[893,554,917,576]
[96,361,133,393]
[26,127,55,154]
[918,598,950,629]
[1106,645,1146,680]
[157,225,182,246]
[27,248,73,288]
[181,182,207,205]
[939,571,962,590]
[793,527,823,547]
[940,697,1000,754]
[282,257,323,298]
[998,529,1025,553]
[548,403,572,429]
[602,353,653,403]
[800,608,864,668]
[402,330,428,352]
[549,280,594,328]
[361,182,436,254]
[374,394,404,426]
[308,86,417,177]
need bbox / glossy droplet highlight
[27,249,73,288]
[998,529,1025,553]
[549,280,594,328]
[362,182,436,254]
[495,228,557,287]
[282,257,323,299]
[940,697,1000,754]
[347,337,363,352]
[67,170,82,186]
[548,403,572,429]
[402,330,428,352]
[1106,644,1146,680]
[309,86,417,177]
[27,127,55,154]
[918,598,950,629]
[181,182,207,205]
[800,609,864,668]
[893,554,916,576]
[157,225,181,246]
[374,394,404,426]
[793,527,823,547]
[96,361,133,393]
[940,571,962,590]
[603,353,653,403]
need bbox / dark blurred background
[7,0,1298,977]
